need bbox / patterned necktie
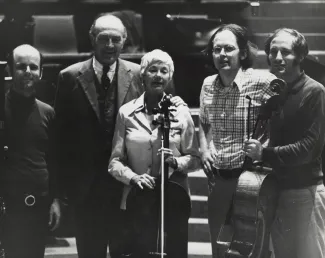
[101,65,111,91]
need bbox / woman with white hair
[108,49,201,258]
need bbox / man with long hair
[199,24,276,258]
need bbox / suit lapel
[117,59,132,109]
[77,59,101,121]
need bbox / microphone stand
[151,94,175,258]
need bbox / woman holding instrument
[108,49,201,258]
[199,24,277,258]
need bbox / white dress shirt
[92,57,116,82]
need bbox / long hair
[203,24,258,71]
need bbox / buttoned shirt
[199,68,276,169]
[108,93,201,209]
[93,57,116,82]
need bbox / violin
[124,94,191,258]
[215,79,287,258]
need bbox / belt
[212,167,242,179]
[4,193,50,209]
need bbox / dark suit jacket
[54,58,143,205]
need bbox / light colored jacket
[108,93,201,209]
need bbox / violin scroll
[152,94,178,126]
[153,94,175,115]
[270,78,286,94]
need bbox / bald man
[54,14,143,258]
[2,44,61,258]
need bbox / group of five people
[1,12,325,258]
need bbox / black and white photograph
[0,0,325,258]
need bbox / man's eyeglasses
[212,45,238,55]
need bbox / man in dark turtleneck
[2,44,61,258]
[245,29,325,258]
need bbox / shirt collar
[131,92,169,115]
[92,57,116,75]
[216,68,245,91]
[233,67,245,91]
[133,93,146,114]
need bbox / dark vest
[91,64,121,202]
[94,61,119,156]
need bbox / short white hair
[140,49,174,79]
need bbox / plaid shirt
[199,68,276,169]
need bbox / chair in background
[32,15,83,106]
[32,15,78,58]
[111,10,145,53]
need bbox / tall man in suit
[54,15,143,258]
[55,14,181,258]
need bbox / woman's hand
[158,147,178,169]
[130,173,156,190]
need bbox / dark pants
[74,198,125,258]
[166,210,189,258]
[128,212,189,258]
[2,195,51,258]
[127,184,190,258]
[74,200,110,258]
[72,160,126,258]
[208,176,237,258]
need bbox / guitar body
[217,167,279,258]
